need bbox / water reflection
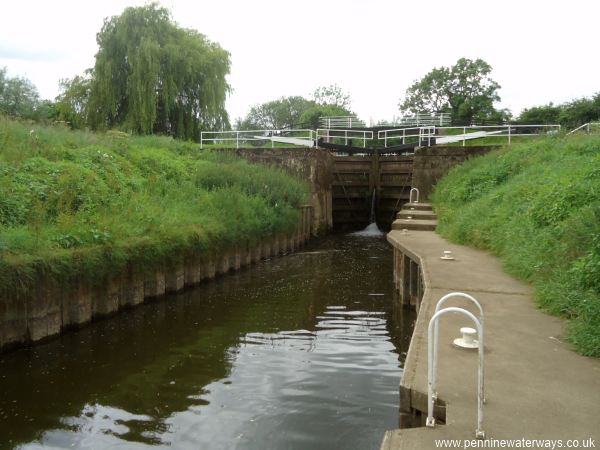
[1,235,414,450]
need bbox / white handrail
[567,122,599,135]
[377,127,424,147]
[383,113,451,127]
[316,128,373,148]
[433,293,484,397]
[409,187,419,203]
[378,124,561,148]
[419,126,436,147]
[200,129,316,149]
[319,115,366,129]
[427,306,485,439]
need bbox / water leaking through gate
[332,154,413,232]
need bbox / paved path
[383,230,600,449]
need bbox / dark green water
[0,234,414,450]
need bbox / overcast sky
[1,0,598,124]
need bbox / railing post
[427,307,485,440]
[508,124,511,145]
[463,127,466,147]
[200,132,204,150]
[236,132,239,149]
[402,128,406,145]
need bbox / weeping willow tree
[87,3,230,140]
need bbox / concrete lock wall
[0,206,314,353]
[391,244,445,428]
[235,146,496,231]
[411,146,498,201]
[233,148,334,235]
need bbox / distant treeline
[517,93,600,127]
[0,67,56,123]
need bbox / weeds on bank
[0,117,308,296]
[432,135,600,357]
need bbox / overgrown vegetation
[518,93,600,127]
[0,118,308,296]
[432,135,600,356]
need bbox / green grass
[431,134,600,357]
[445,136,529,146]
[0,117,308,297]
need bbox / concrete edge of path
[381,230,600,450]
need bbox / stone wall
[0,206,314,353]
[234,148,334,235]
[411,146,498,201]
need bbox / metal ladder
[427,292,486,439]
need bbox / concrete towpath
[383,230,600,449]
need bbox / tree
[312,84,351,109]
[399,58,505,125]
[299,104,352,129]
[0,67,5,101]
[517,94,600,127]
[32,100,58,124]
[559,94,600,127]
[55,74,92,129]
[87,3,230,140]
[0,69,40,119]
[518,103,562,124]
[236,86,355,131]
[237,96,314,130]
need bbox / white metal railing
[377,127,437,147]
[436,124,560,146]
[316,128,373,148]
[382,113,451,127]
[200,129,316,149]
[377,127,426,147]
[567,122,600,135]
[419,126,436,147]
[409,187,420,203]
[378,124,561,148]
[319,115,366,129]
[427,306,485,439]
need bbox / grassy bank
[432,134,600,356]
[0,118,308,297]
